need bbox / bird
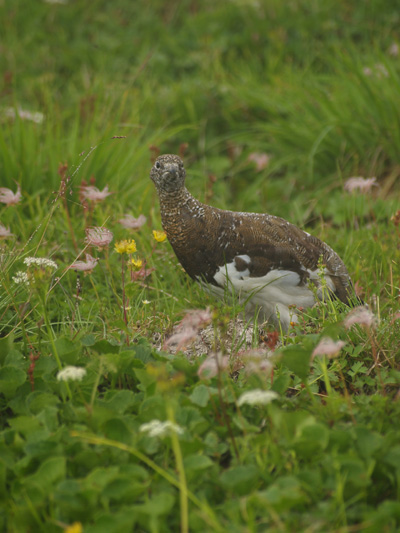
[150,154,357,330]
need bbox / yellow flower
[125,239,137,253]
[115,240,128,254]
[115,239,137,254]
[131,257,143,269]
[65,522,83,533]
[153,230,167,243]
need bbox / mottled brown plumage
[150,154,356,329]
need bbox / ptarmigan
[150,154,357,330]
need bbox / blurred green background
[1,0,399,206]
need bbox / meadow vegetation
[0,0,400,531]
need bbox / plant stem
[320,356,332,396]
[72,431,223,532]
[42,300,72,401]
[121,255,129,345]
[166,403,189,533]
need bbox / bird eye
[155,161,161,169]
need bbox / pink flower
[131,265,154,281]
[344,177,377,194]
[164,327,198,351]
[118,214,147,230]
[198,352,229,379]
[344,306,375,329]
[391,210,400,227]
[0,185,22,205]
[312,338,346,359]
[248,152,270,172]
[237,348,274,376]
[363,64,389,78]
[163,308,212,351]
[85,227,113,249]
[388,43,399,57]
[69,253,98,273]
[80,185,112,202]
[0,223,14,239]
[179,308,212,330]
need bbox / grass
[0,0,400,531]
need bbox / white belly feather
[200,254,336,330]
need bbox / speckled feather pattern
[150,154,355,328]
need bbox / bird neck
[158,187,200,216]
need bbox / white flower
[142,299,150,305]
[23,257,57,269]
[3,107,44,124]
[237,389,278,407]
[12,271,30,286]
[139,420,183,437]
[57,366,87,382]
[344,177,377,194]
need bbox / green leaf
[102,418,132,444]
[24,456,66,491]
[294,423,329,458]
[134,368,157,389]
[8,416,42,435]
[84,467,120,495]
[102,390,137,414]
[54,337,81,364]
[4,349,25,366]
[102,477,148,502]
[189,384,210,407]
[183,454,213,471]
[232,414,260,432]
[271,372,291,394]
[134,343,154,364]
[329,429,353,452]
[0,365,26,397]
[0,333,14,365]
[255,476,308,511]
[339,457,371,489]
[27,392,60,414]
[280,345,312,381]
[136,491,175,516]
[92,340,120,354]
[81,334,96,346]
[383,446,400,470]
[0,462,6,498]
[354,426,383,459]
[220,465,260,496]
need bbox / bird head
[150,154,186,193]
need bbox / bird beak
[164,163,179,177]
